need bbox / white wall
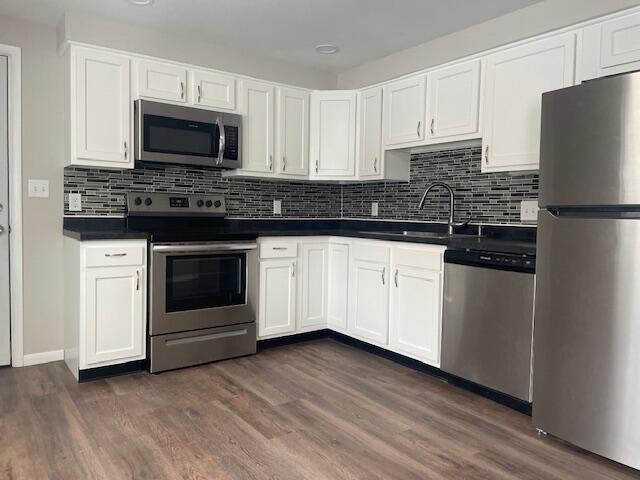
[338,0,640,88]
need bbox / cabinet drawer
[260,241,298,259]
[393,246,444,272]
[352,242,390,264]
[85,245,145,267]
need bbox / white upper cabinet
[276,87,310,177]
[582,10,640,81]
[482,33,576,173]
[426,59,482,142]
[358,87,383,179]
[241,80,275,173]
[136,59,187,103]
[383,75,426,146]
[310,91,357,178]
[192,70,236,110]
[72,48,132,168]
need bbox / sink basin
[360,230,480,240]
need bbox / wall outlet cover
[371,202,379,217]
[520,200,539,222]
[273,199,282,215]
[28,179,49,198]
[68,193,82,212]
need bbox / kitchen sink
[360,230,480,240]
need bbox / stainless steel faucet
[417,182,466,235]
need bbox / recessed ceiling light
[128,0,154,5]
[315,44,339,55]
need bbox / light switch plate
[371,202,379,217]
[28,179,49,198]
[520,200,539,222]
[273,199,282,215]
[68,193,82,212]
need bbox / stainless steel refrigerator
[534,71,640,470]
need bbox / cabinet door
[383,75,426,146]
[358,87,383,179]
[349,260,389,344]
[327,243,349,331]
[482,33,576,173]
[426,59,481,141]
[389,265,442,366]
[310,91,357,178]
[258,259,297,337]
[193,70,236,110]
[300,244,328,329]
[241,80,274,173]
[137,60,187,102]
[74,48,132,167]
[276,87,310,176]
[84,266,144,366]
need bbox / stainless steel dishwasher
[441,249,535,402]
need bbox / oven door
[150,242,256,336]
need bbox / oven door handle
[152,243,257,254]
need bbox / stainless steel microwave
[134,99,242,169]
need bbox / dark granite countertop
[63,218,536,256]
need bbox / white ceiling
[0,0,543,72]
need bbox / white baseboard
[22,349,64,367]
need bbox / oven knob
[144,197,152,206]
[134,197,142,206]
[197,199,204,207]
[206,200,213,208]
[214,200,222,208]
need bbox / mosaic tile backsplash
[64,146,539,224]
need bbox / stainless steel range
[127,192,257,373]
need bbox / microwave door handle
[216,117,226,166]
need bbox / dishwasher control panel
[444,249,535,274]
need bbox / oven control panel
[127,192,226,217]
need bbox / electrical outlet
[68,193,82,212]
[28,179,49,198]
[520,200,539,222]
[273,199,282,215]
[371,202,379,217]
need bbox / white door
[482,33,576,173]
[0,56,9,366]
[75,48,132,167]
[276,87,309,176]
[349,260,389,344]
[426,59,481,141]
[310,91,357,178]
[84,266,145,366]
[258,259,297,337]
[358,87,383,179]
[383,75,426,146]
[389,265,442,366]
[241,80,274,173]
[327,243,349,331]
[300,244,328,329]
[136,59,187,102]
[192,70,236,110]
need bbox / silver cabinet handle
[136,270,140,291]
[291,262,296,277]
[272,247,288,250]
[180,81,184,99]
[0,225,4,235]
[197,85,202,103]
[0,203,3,212]
[216,117,226,165]
[315,160,319,173]
[430,118,435,135]
[105,252,127,257]
[394,269,398,287]
[124,141,128,160]
[269,155,273,171]
[484,145,489,164]
[373,157,377,173]
[417,121,421,137]
[282,156,286,172]
[381,267,386,285]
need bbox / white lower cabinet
[300,243,328,330]
[64,239,147,380]
[349,259,390,344]
[258,258,297,338]
[327,242,349,331]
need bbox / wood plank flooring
[1,339,639,479]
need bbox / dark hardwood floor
[1,339,638,479]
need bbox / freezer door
[534,210,640,469]
[539,71,640,207]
